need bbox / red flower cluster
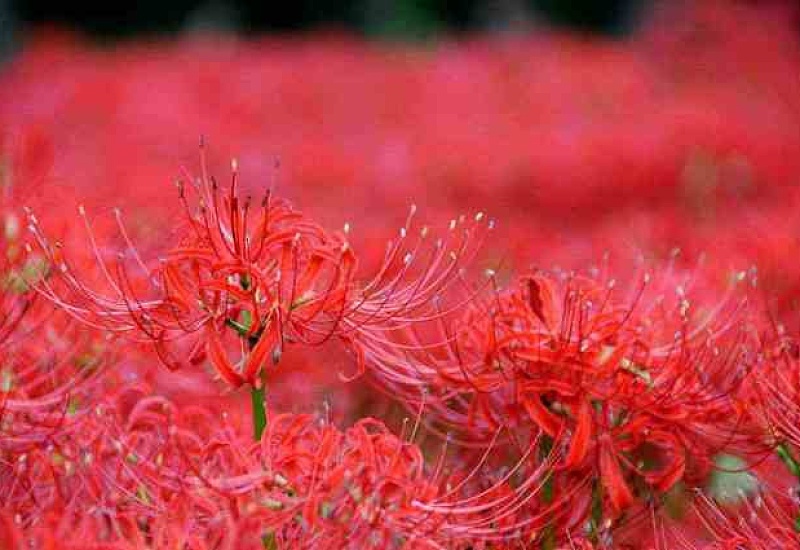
[4,1,800,548]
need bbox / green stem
[539,435,555,550]
[225,317,250,336]
[776,443,800,533]
[261,533,277,549]
[588,480,603,543]
[777,443,800,480]
[226,309,270,441]
[251,384,267,441]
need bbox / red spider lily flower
[357,262,759,526]
[748,324,800,453]
[0,205,108,453]
[495,268,754,517]
[650,487,800,550]
[220,413,576,548]
[740,321,800,536]
[25,143,495,398]
[2,370,570,548]
[1,382,239,547]
[162,403,570,547]
[0,211,33,347]
[25,145,357,389]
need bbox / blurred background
[2,0,800,283]
[2,0,799,273]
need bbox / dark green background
[10,0,642,38]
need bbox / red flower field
[3,2,800,548]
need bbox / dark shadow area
[11,0,643,38]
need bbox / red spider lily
[1,383,238,547]
[651,488,800,549]
[748,324,800,452]
[1,382,570,548]
[0,204,109,453]
[25,145,358,389]
[25,143,496,399]
[211,413,582,548]
[357,262,759,526]
[0,211,33,347]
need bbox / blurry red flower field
[3,2,800,548]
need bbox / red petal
[600,436,634,516]
[242,320,281,383]
[520,388,563,437]
[524,273,559,329]
[563,399,593,469]
[205,322,244,387]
